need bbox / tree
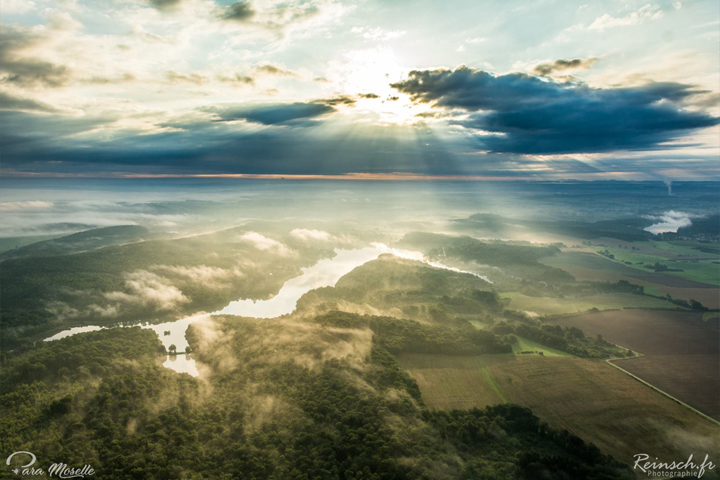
[169,344,177,354]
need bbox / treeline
[656,294,709,311]
[314,311,512,355]
[510,279,647,303]
[397,232,574,284]
[0,327,165,388]
[493,319,622,358]
[399,232,562,267]
[428,405,632,480]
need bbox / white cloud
[1,0,36,14]
[239,231,293,255]
[0,201,53,211]
[104,270,189,311]
[290,228,332,241]
[644,211,695,234]
[588,4,664,31]
[153,264,244,285]
[351,26,406,41]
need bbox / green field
[511,335,574,357]
[399,353,720,465]
[501,291,681,315]
[594,244,719,286]
[540,251,720,308]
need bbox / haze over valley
[1,0,719,478]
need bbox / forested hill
[0,225,153,261]
[0,320,635,479]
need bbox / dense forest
[296,255,502,324]
[1,322,635,480]
[0,226,338,349]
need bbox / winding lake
[45,243,490,377]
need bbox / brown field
[541,252,719,308]
[399,355,505,410]
[399,354,720,465]
[553,310,719,420]
[614,355,719,420]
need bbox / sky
[0,0,718,180]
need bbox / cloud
[165,70,206,85]
[0,25,72,87]
[221,1,256,22]
[533,58,598,76]
[197,316,373,372]
[104,270,189,311]
[152,264,244,288]
[644,211,695,234]
[148,0,183,11]
[351,26,406,41]
[84,73,137,85]
[253,63,297,77]
[587,4,664,31]
[210,102,335,126]
[317,95,355,106]
[0,91,58,112]
[290,228,332,241]
[391,66,719,154]
[217,73,255,85]
[239,232,293,255]
[0,200,53,211]
[358,93,379,99]
[2,0,35,14]
[216,0,351,38]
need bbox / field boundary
[479,357,508,403]
[606,358,720,428]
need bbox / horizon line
[2,171,717,182]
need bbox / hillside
[0,225,153,261]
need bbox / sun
[325,47,433,125]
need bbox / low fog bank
[1,179,718,239]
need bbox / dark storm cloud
[0,26,71,87]
[222,1,256,22]
[533,58,598,76]
[207,102,335,126]
[0,111,113,150]
[0,109,477,176]
[4,107,713,179]
[391,66,719,154]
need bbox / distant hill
[0,235,63,253]
[0,225,152,260]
